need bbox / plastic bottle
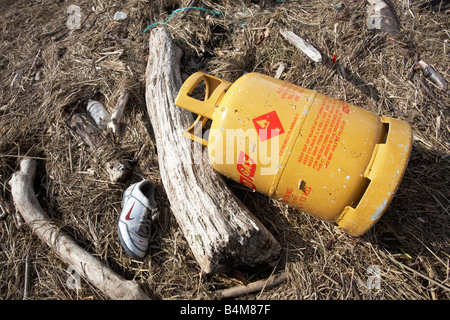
[86,99,111,130]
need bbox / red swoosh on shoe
[125,202,135,221]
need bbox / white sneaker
[118,180,159,260]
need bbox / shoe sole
[117,224,145,261]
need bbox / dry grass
[0,0,449,300]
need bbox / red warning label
[297,97,348,171]
[237,151,257,190]
[281,185,312,209]
[276,83,306,101]
[252,110,285,142]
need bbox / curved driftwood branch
[9,158,149,300]
[145,27,281,273]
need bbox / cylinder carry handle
[175,72,231,146]
[176,72,231,119]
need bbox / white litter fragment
[113,11,127,21]
[418,60,448,90]
[366,0,400,35]
[279,30,322,63]
[274,62,285,79]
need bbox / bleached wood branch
[108,89,130,134]
[9,158,150,300]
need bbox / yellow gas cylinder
[175,72,412,236]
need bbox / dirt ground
[0,0,449,300]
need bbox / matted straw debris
[1,0,449,300]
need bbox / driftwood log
[9,158,149,300]
[145,27,281,273]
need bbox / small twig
[388,255,450,292]
[385,100,406,116]
[180,0,199,18]
[10,72,21,87]
[344,273,361,300]
[27,49,41,77]
[53,30,70,42]
[213,272,288,299]
[105,34,133,43]
[242,29,252,52]
[350,34,382,62]
[419,78,448,109]
[37,27,65,39]
[23,254,30,300]
[0,197,10,220]
[80,10,92,28]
